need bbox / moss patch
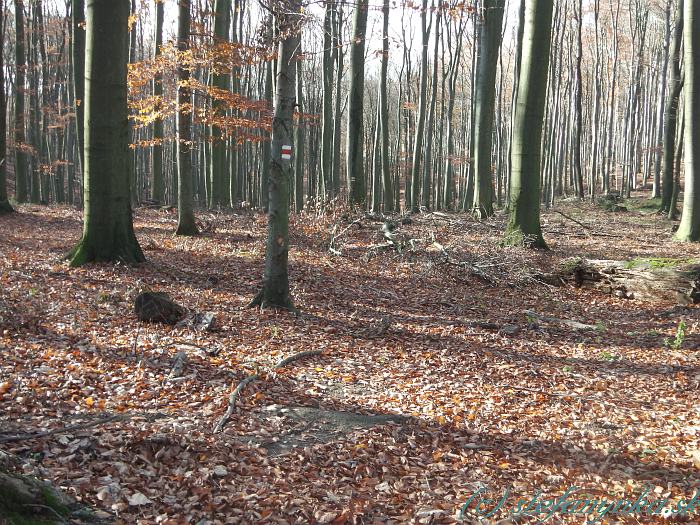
[622,257,695,270]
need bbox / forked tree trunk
[68,0,144,266]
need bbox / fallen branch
[524,309,598,331]
[213,349,323,433]
[0,412,168,443]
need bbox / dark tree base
[67,235,145,267]
[248,287,298,314]
[0,200,14,214]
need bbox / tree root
[213,349,323,433]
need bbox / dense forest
[1,0,699,523]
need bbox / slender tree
[379,0,392,212]
[346,0,368,207]
[14,0,28,203]
[68,0,144,266]
[250,0,301,309]
[472,0,505,218]
[151,0,165,203]
[208,0,232,208]
[660,0,683,214]
[504,0,553,248]
[175,0,198,236]
[409,0,429,212]
[0,3,11,213]
[675,0,700,241]
[71,0,85,201]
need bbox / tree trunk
[675,0,700,240]
[175,0,198,236]
[250,1,300,309]
[472,0,505,219]
[379,0,392,212]
[151,0,165,204]
[660,0,683,214]
[0,4,12,213]
[14,0,28,203]
[346,0,368,207]
[68,0,144,266]
[409,0,429,212]
[504,0,553,248]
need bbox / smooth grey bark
[320,0,334,199]
[441,17,464,210]
[14,0,28,203]
[151,0,165,204]
[572,0,584,199]
[71,0,85,204]
[346,0,368,207]
[331,0,344,195]
[175,0,198,236]
[250,0,301,309]
[472,0,505,218]
[0,4,12,213]
[379,0,392,212]
[661,0,683,214]
[208,0,231,208]
[409,0,429,212]
[294,38,304,211]
[652,3,671,199]
[504,0,553,248]
[68,0,144,266]
[421,7,440,211]
[675,0,700,241]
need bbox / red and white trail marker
[281,144,292,160]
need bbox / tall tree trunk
[0,3,11,212]
[572,0,584,199]
[71,0,85,205]
[504,0,553,248]
[379,0,392,212]
[68,0,144,266]
[175,0,198,235]
[409,0,429,212]
[14,0,28,203]
[320,0,333,201]
[208,0,231,208]
[472,0,505,218]
[346,0,368,207]
[652,2,670,199]
[331,0,344,196]
[675,0,700,241]
[421,7,440,211]
[294,38,304,211]
[250,0,300,309]
[151,0,165,203]
[660,0,683,214]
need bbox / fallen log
[559,257,700,304]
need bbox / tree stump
[560,257,700,304]
[134,292,184,324]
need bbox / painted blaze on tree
[249,0,301,310]
[68,0,144,266]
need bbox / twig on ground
[213,349,324,433]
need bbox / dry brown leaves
[0,195,698,524]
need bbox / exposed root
[213,349,323,433]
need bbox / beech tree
[0,4,12,214]
[175,0,198,236]
[674,0,699,241]
[504,0,553,248]
[250,0,301,309]
[472,0,505,218]
[68,0,144,266]
[346,0,368,207]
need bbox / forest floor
[1,193,699,524]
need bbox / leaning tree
[504,0,553,248]
[68,0,144,266]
